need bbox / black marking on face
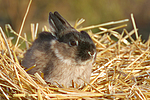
[76,31,96,61]
[58,32,79,46]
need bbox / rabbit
[22,11,97,87]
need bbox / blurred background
[0,0,150,43]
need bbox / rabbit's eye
[69,40,78,46]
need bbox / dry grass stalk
[14,0,32,48]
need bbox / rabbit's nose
[88,51,97,63]
[88,51,96,57]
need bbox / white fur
[50,40,73,65]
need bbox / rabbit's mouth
[76,51,97,66]
[88,51,97,63]
[88,51,97,61]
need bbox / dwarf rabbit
[22,11,96,87]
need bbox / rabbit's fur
[22,11,96,87]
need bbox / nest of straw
[0,16,150,100]
[0,2,150,100]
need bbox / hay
[0,1,150,100]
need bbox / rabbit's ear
[54,11,72,28]
[49,11,76,38]
[49,12,64,33]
